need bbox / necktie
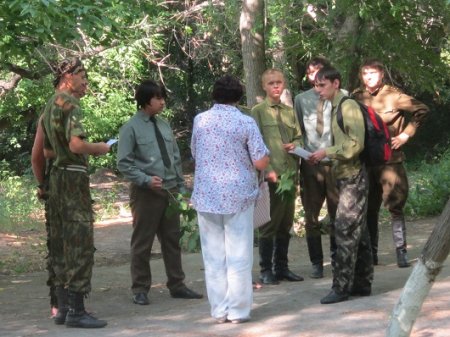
[316,99,325,136]
[150,116,171,168]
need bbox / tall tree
[240,0,266,107]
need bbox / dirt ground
[0,172,449,337]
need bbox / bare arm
[31,118,45,185]
[69,136,110,156]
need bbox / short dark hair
[135,80,167,109]
[360,59,385,73]
[306,56,330,69]
[211,75,244,104]
[315,66,342,87]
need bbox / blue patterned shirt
[191,104,269,214]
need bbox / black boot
[54,286,69,325]
[65,291,107,328]
[396,247,411,268]
[259,237,278,285]
[306,236,324,278]
[274,236,303,282]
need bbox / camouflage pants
[44,198,57,307]
[332,168,373,294]
[48,168,94,294]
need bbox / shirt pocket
[261,119,280,139]
[136,136,156,158]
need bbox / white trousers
[197,205,254,321]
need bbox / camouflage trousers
[44,198,57,307]
[332,168,373,294]
[48,167,94,294]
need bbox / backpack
[336,97,391,166]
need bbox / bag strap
[336,96,352,132]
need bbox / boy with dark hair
[294,57,339,279]
[310,66,373,304]
[251,69,304,285]
[353,59,429,267]
[117,79,203,306]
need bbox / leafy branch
[275,169,297,201]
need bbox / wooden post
[386,199,450,337]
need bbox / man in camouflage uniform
[42,58,109,328]
[310,66,373,304]
[352,59,429,267]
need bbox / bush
[405,148,450,217]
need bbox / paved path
[1,217,449,337]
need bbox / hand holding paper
[106,139,118,147]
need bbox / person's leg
[129,185,159,296]
[258,183,280,284]
[366,166,383,265]
[322,169,367,304]
[324,164,339,271]
[157,190,186,292]
[60,170,106,328]
[301,161,326,278]
[198,212,228,320]
[223,205,254,321]
[381,163,410,267]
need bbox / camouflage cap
[53,57,85,87]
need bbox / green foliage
[0,174,42,232]
[165,191,200,252]
[276,169,297,201]
[405,149,450,217]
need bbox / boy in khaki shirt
[310,66,373,304]
[251,69,303,285]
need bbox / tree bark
[240,0,266,108]
[386,198,450,337]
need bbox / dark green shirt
[251,98,302,175]
[117,111,185,190]
[42,91,88,167]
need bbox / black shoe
[396,248,411,268]
[170,287,203,299]
[275,269,304,282]
[54,307,69,325]
[132,292,150,305]
[320,290,349,304]
[259,270,279,285]
[65,310,107,328]
[310,264,324,279]
[350,286,372,296]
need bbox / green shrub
[405,148,450,217]
[0,174,42,232]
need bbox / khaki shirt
[325,92,365,179]
[117,111,185,190]
[352,84,429,162]
[42,92,88,168]
[251,98,302,175]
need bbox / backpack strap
[336,96,352,132]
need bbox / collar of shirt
[332,91,346,109]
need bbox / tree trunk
[386,199,450,337]
[240,0,266,108]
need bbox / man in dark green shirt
[117,80,202,306]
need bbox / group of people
[31,56,428,328]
